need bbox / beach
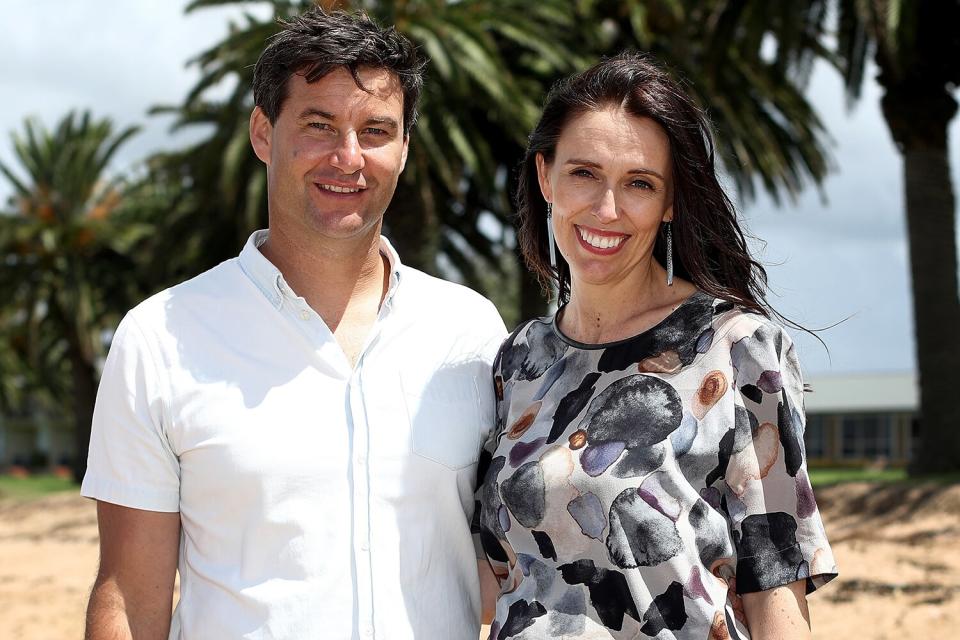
[1,481,957,639]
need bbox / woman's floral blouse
[475,292,837,639]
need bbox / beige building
[803,372,917,466]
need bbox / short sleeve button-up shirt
[81,230,507,639]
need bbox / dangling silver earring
[547,203,557,270]
[665,221,674,286]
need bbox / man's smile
[314,180,366,196]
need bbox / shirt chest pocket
[401,373,483,470]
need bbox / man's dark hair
[253,8,425,135]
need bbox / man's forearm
[86,577,133,640]
[85,576,172,640]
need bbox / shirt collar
[238,229,403,310]
[379,234,403,309]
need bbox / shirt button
[356,457,366,467]
[360,541,369,552]
[299,309,310,320]
[363,628,373,637]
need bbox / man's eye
[307,122,331,131]
[363,127,388,136]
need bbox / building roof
[804,372,917,413]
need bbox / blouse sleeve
[723,321,838,595]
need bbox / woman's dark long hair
[517,52,773,319]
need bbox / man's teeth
[578,227,625,249]
[319,184,361,193]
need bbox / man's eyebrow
[564,158,665,180]
[296,109,399,131]
[297,108,335,120]
[364,116,400,131]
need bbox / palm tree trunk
[69,342,98,483]
[892,108,960,472]
[868,0,960,475]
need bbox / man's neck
[258,224,389,334]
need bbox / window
[804,414,826,459]
[839,413,893,459]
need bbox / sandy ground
[1,482,958,639]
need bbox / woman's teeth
[578,227,625,249]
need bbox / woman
[475,53,837,640]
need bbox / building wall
[0,415,75,470]
[805,410,915,466]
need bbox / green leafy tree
[835,0,960,472]
[0,111,149,480]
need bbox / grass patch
[809,466,960,487]
[809,467,907,487]
[0,474,78,501]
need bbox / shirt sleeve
[472,332,512,580]
[474,299,509,448]
[80,313,180,512]
[723,321,838,595]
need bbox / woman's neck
[560,260,697,344]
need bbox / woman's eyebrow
[564,158,664,180]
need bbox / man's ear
[399,133,410,174]
[535,153,553,204]
[249,106,273,165]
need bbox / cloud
[0,0,270,190]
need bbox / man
[82,9,506,639]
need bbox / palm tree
[0,111,149,481]
[834,0,960,473]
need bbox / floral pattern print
[475,292,837,639]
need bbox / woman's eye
[571,169,594,179]
[631,179,654,190]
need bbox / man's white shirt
[81,230,507,639]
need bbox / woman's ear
[662,203,674,223]
[535,153,553,204]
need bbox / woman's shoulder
[493,314,564,382]
[707,299,801,389]
[710,298,791,348]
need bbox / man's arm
[741,580,811,640]
[85,501,181,640]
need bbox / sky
[1,1,958,376]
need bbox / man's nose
[330,130,364,174]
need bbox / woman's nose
[593,188,618,223]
